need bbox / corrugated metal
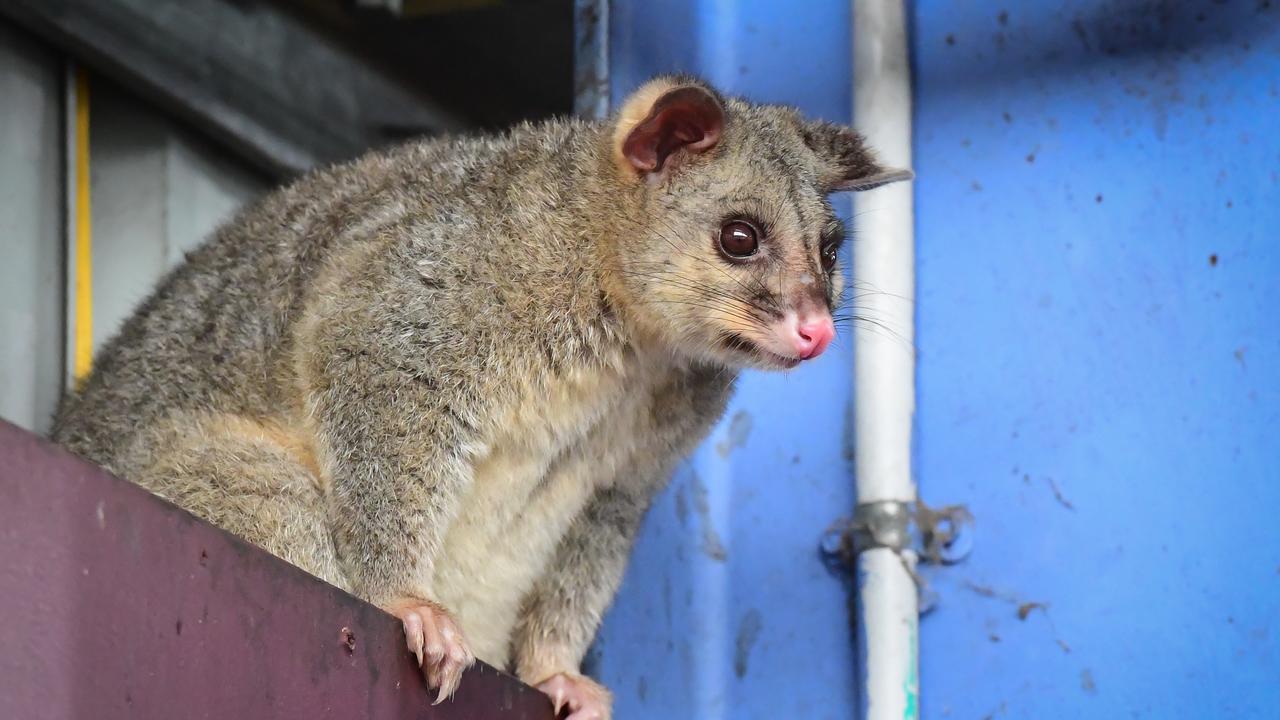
[595,2,863,718]
[912,1,1280,717]
[89,76,266,351]
[0,21,65,434]
[0,0,462,177]
[0,23,266,433]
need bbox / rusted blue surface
[912,1,1280,718]
[594,1,861,718]
[592,2,1280,719]
[0,420,554,720]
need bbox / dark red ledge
[0,420,556,720]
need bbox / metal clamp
[852,500,913,553]
[821,499,973,570]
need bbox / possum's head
[605,76,911,371]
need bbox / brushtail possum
[51,76,909,718]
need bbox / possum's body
[51,76,907,716]
[53,119,730,668]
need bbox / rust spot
[715,411,753,457]
[701,526,728,562]
[733,609,763,678]
[1045,477,1076,511]
[1025,152,1036,164]
[964,582,1000,599]
[1081,669,1097,694]
[1095,193,1104,203]
[1018,601,1047,620]
[945,33,956,46]
[1209,254,1219,266]
[340,626,356,654]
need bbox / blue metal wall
[912,1,1279,718]
[596,1,1279,718]
[595,1,862,718]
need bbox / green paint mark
[903,621,920,720]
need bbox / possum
[51,75,910,718]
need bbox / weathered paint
[904,619,918,720]
[912,1,1280,717]
[594,1,862,717]
[0,420,554,720]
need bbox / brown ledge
[0,420,555,720]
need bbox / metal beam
[354,0,511,17]
[572,0,608,119]
[0,0,464,178]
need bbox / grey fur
[51,76,901,711]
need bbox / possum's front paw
[536,672,612,720]
[388,598,475,704]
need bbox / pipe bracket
[851,500,913,553]
[821,499,973,568]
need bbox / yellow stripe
[73,68,93,385]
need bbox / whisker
[619,214,763,301]
[629,294,765,328]
[616,262,779,321]
[618,270,769,325]
[617,262,763,307]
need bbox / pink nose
[793,316,835,360]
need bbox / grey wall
[89,77,266,352]
[0,20,267,434]
[0,22,64,434]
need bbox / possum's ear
[613,79,724,180]
[802,119,913,193]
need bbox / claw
[536,673,611,720]
[388,599,474,704]
[553,685,566,714]
[426,662,442,694]
[401,612,424,666]
[435,663,460,705]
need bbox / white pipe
[851,2,919,720]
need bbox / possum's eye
[819,221,845,273]
[718,220,759,260]
[821,240,839,272]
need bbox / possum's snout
[770,307,835,362]
[717,301,835,370]
[794,315,834,359]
